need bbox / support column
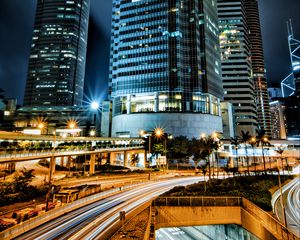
[144,150,147,168]
[126,94,131,114]
[154,92,159,112]
[89,154,96,175]
[124,151,128,167]
[49,156,56,183]
[60,156,65,167]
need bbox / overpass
[149,197,300,240]
[0,132,145,179]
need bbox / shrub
[162,175,292,211]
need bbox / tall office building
[269,100,287,140]
[245,0,271,136]
[109,0,223,138]
[24,0,90,107]
[218,0,257,136]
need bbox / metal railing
[153,196,242,207]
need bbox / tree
[240,131,252,175]
[230,136,240,169]
[249,139,257,174]
[192,136,220,180]
[167,136,190,160]
[13,168,35,192]
[130,154,139,166]
[275,147,285,174]
[189,138,206,173]
[255,131,271,174]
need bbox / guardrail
[153,196,242,207]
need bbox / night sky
[0,0,299,105]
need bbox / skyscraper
[24,0,90,107]
[218,0,257,136]
[245,0,271,136]
[109,0,223,138]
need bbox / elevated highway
[0,132,145,178]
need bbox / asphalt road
[274,177,300,237]
[14,177,201,240]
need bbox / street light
[154,128,164,138]
[91,101,99,110]
[67,120,77,129]
[275,147,287,227]
[140,127,166,168]
[89,129,96,137]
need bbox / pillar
[66,156,72,169]
[154,92,159,112]
[123,151,128,167]
[89,153,96,175]
[144,150,147,168]
[49,156,56,182]
[126,94,131,114]
[60,156,65,167]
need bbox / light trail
[14,177,201,240]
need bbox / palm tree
[198,135,220,180]
[249,138,257,174]
[275,147,285,174]
[130,154,139,167]
[255,131,271,174]
[230,136,240,170]
[240,131,252,175]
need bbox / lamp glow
[91,101,99,110]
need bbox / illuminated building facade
[24,0,90,107]
[287,20,300,96]
[245,0,271,136]
[280,20,300,139]
[269,100,287,140]
[218,0,257,136]
[109,0,223,138]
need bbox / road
[14,177,201,240]
[156,227,215,240]
[274,177,300,237]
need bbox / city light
[89,130,96,137]
[154,128,164,138]
[67,120,77,129]
[91,101,99,110]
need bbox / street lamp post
[275,150,287,227]
[250,137,256,174]
[261,137,268,174]
[140,128,166,169]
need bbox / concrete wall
[112,113,223,138]
[153,206,290,240]
[155,206,242,228]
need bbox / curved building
[245,0,271,136]
[24,0,90,107]
[218,0,258,136]
[109,0,223,138]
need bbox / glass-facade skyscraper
[218,0,257,136]
[245,0,271,136]
[24,0,90,107]
[109,0,223,138]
